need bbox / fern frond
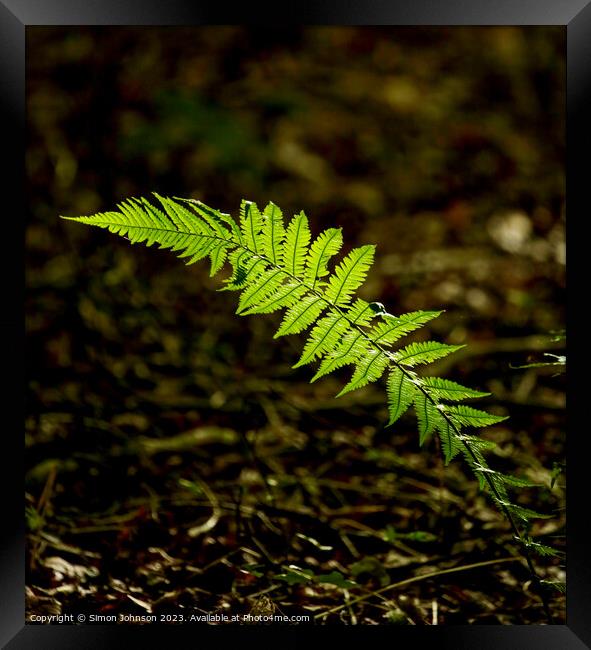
[62,196,232,267]
[435,417,463,465]
[324,244,375,307]
[153,194,198,233]
[459,435,497,452]
[208,242,232,277]
[396,341,465,367]
[282,211,311,277]
[445,404,508,428]
[236,268,287,314]
[304,227,343,288]
[524,540,564,559]
[188,199,243,245]
[63,194,557,604]
[458,437,498,490]
[274,295,326,338]
[175,197,232,239]
[496,474,540,489]
[241,283,307,315]
[370,310,442,347]
[420,377,490,401]
[386,368,416,425]
[221,251,265,291]
[500,503,553,522]
[472,464,540,489]
[337,349,389,397]
[261,202,285,265]
[310,331,369,383]
[346,299,379,326]
[240,200,264,253]
[414,393,442,445]
[293,313,350,368]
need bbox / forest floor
[26,26,566,625]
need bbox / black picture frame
[5,1,589,647]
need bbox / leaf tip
[335,384,353,398]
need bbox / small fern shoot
[62,195,556,620]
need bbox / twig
[345,589,357,625]
[30,465,58,570]
[314,556,519,620]
[186,477,221,538]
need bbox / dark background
[25,26,566,624]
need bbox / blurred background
[26,27,565,624]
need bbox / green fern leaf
[179,237,220,265]
[396,341,465,367]
[63,195,555,590]
[370,310,442,347]
[459,443,500,491]
[474,465,540,489]
[541,579,566,593]
[169,199,234,275]
[236,268,287,314]
[420,377,490,401]
[414,393,442,445]
[293,313,349,368]
[120,199,168,244]
[175,197,232,240]
[524,541,564,558]
[445,404,508,428]
[310,331,368,382]
[435,416,463,465]
[154,195,231,272]
[261,202,285,265]
[240,200,264,254]
[197,200,243,246]
[304,227,343,288]
[497,474,540,489]
[61,210,127,231]
[501,502,553,522]
[241,283,307,315]
[208,242,232,276]
[324,245,375,307]
[282,211,311,277]
[386,367,416,426]
[459,435,497,452]
[336,349,390,397]
[153,194,200,233]
[221,251,266,291]
[274,295,326,338]
[158,196,227,264]
[61,196,226,268]
[346,299,378,326]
